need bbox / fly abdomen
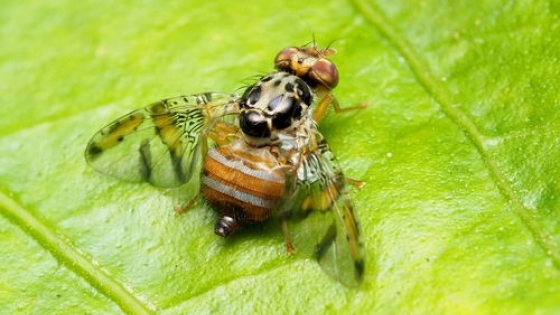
[202,144,286,236]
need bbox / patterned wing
[283,125,364,286]
[85,93,240,187]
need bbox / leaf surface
[0,0,559,313]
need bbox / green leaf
[1,0,559,313]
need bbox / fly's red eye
[310,59,339,89]
[274,47,299,71]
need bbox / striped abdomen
[202,143,286,237]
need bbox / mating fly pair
[85,43,365,286]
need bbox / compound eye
[240,111,271,138]
[310,59,339,89]
[274,47,299,71]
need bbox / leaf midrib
[351,0,560,269]
[0,189,156,315]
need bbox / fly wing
[282,126,364,286]
[85,93,239,187]
[314,188,364,287]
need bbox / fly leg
[311,87,368,123]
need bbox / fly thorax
[239,72,314,147]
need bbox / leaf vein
[351,0,560,268]
[0,190,157,315]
